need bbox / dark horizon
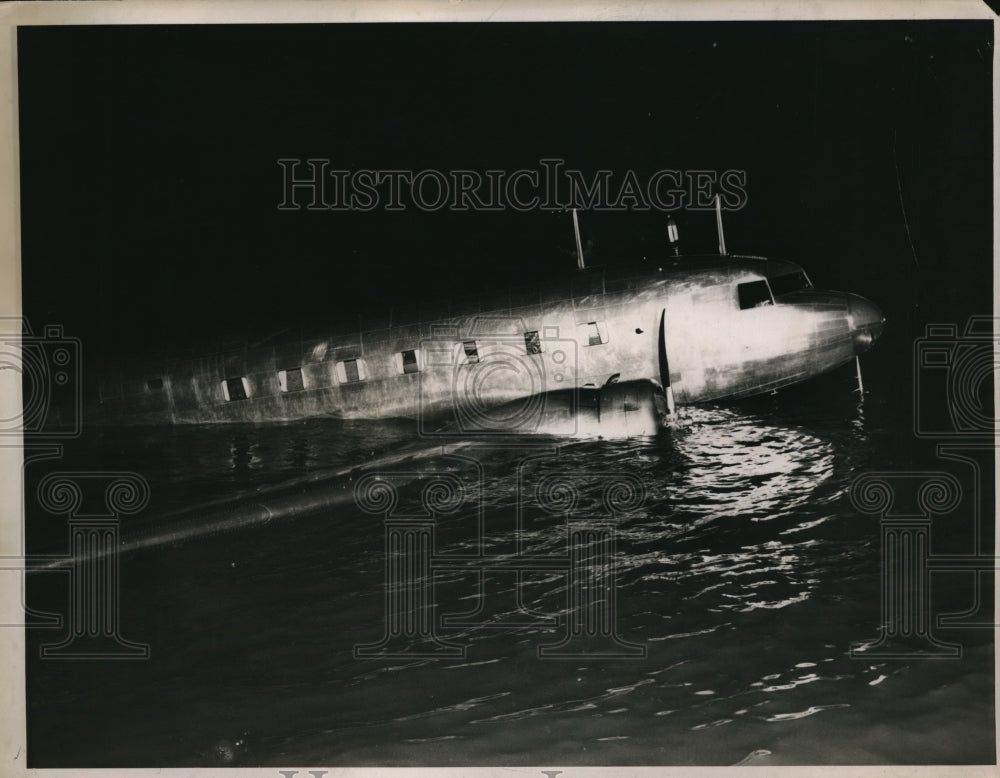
[17,21,993,362]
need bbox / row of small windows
[141,323,609,402]
[525,322,607,353]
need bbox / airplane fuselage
[93,255,885,429]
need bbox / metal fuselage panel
[93,257,882,425]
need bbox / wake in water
[35,401,862,573]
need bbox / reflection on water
[669,406,838,520]
[24,395,995,768]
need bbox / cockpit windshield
[768,271,812,297]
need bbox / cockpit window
[769,271,811,297]
[737,279,774,310]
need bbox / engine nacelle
[487,378,669,438]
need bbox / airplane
[92,200,885,437]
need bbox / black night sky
[17,21,993,364]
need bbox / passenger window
[583,321,607,346]
[400,349,420,375]
[738,280,773,310]
[222,377,250,401]
[278,367,305,392]
[524,330,542,355]
[336,359,366,384]
[146,377,164,391]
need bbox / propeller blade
[658,309,677,415]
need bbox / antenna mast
[572,208,586,270]
[715,194,727,255]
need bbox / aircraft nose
[849,296,886,354]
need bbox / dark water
[25,339,995,767]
